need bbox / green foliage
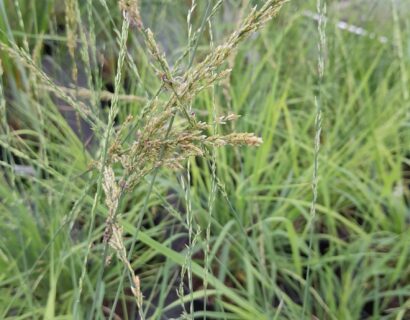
[0,0,409,319]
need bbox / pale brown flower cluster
[119,0,143,28]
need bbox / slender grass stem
[302,0,325,317]
[75,17,130,320]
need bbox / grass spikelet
[65,0,78,81]
[206,132,263,147]
[217,113,240,124]
[119,0,142,28]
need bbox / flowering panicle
[98,1,288,309]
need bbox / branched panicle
[184,0,289,94]
[99,1,288,309]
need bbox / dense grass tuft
[0,0,409,319]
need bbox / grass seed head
[119,0,142,28]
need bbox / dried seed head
[119,0,143,28]
[217,113,240,124]
[131,274,143,308]
[105,254,113,266]
[145,29,172,78]
[102,167,120,215]
[207,133,263,147]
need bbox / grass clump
[0,0,409,319]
